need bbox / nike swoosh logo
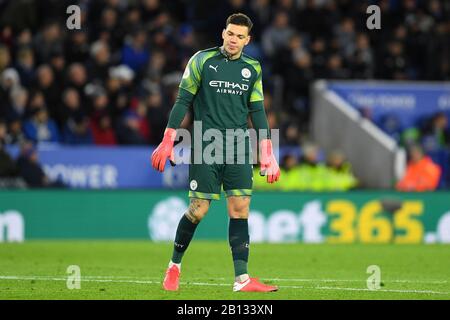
[233,278,251,292]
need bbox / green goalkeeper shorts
[188,162,253,200]
[187,132,254,200]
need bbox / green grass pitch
[0,241,449,300]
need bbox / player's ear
[222,29,226,40]
[245,35,251,46]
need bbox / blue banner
[5,145,303,189]
[328,82,450,129]
[7,145,189,189]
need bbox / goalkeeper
[151,13,280,292]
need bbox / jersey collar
[219,46,242,61]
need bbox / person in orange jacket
[396,145,442,191]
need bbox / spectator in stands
[0,145,18,179]
[351,33,374,79]
[65,30,90,65]
[149,17,181,71]
[310,37,328,78]
[396,144,441,191]
[5,116,25,146]
[16,141,65,188]
[297,143,328,191]
[0,119,26,189]
[261,10,295,58]
[33,21,63,65]
[325,54,350,80]
[87,85,117,145]
[122,6,142,37]
[285,51,314,118]
[0,148,19,178]
[249,0,272,42]
[421,112,450,151]
[278,153,301,191]
[15,29,33,50]
[273,33,306,75]
[334,17,356,60]
[382,41,409,80]
[1,68,21,98]
[49,50,66,89]
[325,150,358,191]
[276,0,296,17]
[23,106,60,144]
[61,88,93,145]
[0,25,13,49]
[281,122,301,146]
[6,87,28,122]
[66,63,89,107]
[15,47,35,88]
[140,0,163,24]
[0,119,11,146]
[116,103,150,145]
[35,64,60,122]
[90,111,115,146]
[0,120,22,187]
[106,65,135,118]
[96,6,123,50]
[87,40,112,82]
[121,28,150,74]
[144,87,166,144]
[401,127,421,148]
[146,50,167,82]
[177,24,197,61]
[0,72,10,119]
[0,44,11,74]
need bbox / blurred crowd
[366,110,449,189]
[376,111,450,152]
[0,0,450,190]
[254,143,358,191]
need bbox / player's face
[222,24,251,58]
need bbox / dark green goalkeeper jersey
[167,46,267,134]
[166,46,270,200]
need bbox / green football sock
[229,218,250,277]
[171,215,198,264]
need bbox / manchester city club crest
[190,180,198,190]
[241,68,251,79]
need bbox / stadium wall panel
[311,81,405,188]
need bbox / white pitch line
[1,275,448,284]
[1,275,449,296]
[130,276,449,285]
[313,286,450,295]
[74,276,450,284]
[262,278,448,284]
[0,276,161,285]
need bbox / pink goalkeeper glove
[259,139,280,183]
[151,128,176,172]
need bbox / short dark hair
[226,13,253,33]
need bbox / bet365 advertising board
[0,191,449,243]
